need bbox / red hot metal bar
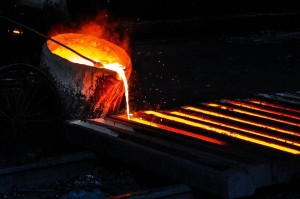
[250,99,300,114]
[183,106,300,138]
[65,93,300,199]
[224,100,300,121]
[133,110,300,155]
[116,114,227,146]
[206,102,300,128]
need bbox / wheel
[0,63,62,145]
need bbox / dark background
[2,0,300,110]
[1,1,300,198]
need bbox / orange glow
[117,115,226,146]
[183,106,300,137]
[48,33,131,119]
[226,100,300,121]
[206,103,300,128]
[104,63,130,119]
[250,99,300,114]
[170,111,300,148]
[48,11,130,53]
[143,111,300,154]
[12,28,22,35]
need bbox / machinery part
[0,63,62,144]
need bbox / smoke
[48,10,131,55]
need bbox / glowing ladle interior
[48,33,131,119]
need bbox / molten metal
[225,100,300,121]
[141,110,300,154]
[47,33,131,119]
[169,111,300,148]
[206,102,300,128]
[183,106,300,137]
[250,99,300,114]
[117,115,226,146]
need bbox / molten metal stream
[59,57,130,119]
[104,64,130,120]
[143,111,300,154]
[80,61,130,120]
[49,35,131,119]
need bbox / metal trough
[65,91,300,199]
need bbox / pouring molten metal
[45,33,132,119]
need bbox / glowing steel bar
[183,106,300,137]
[250,100,300,114]
[117,115,226,146]
[143,111,300,154]
[170,111,300,148]
[206,103,300,128]
[225,100,300,121]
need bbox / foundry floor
[1,6,300,199]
